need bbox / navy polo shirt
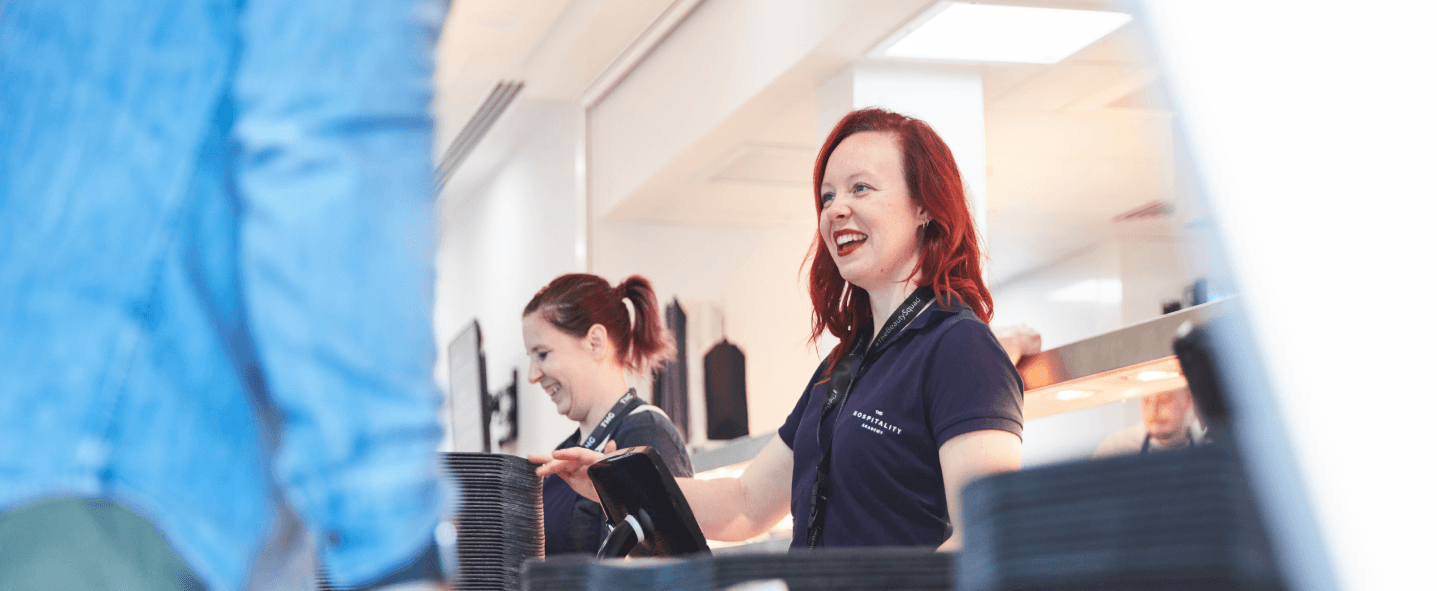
[779,303,1023,548]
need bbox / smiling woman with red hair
[807,107,993,364]
[532,108,1022,551]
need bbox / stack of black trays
[590,557,717,591]
[521,548,953,591]
[444,452,545,590]
[523,556,716,591]
[522,556,713,591]
[520,554,591,591]
[714,547,952,591]
[959,445,1282,591]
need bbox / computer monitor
[446,320,491,453]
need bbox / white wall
[593,220,825,441]
[991,240,1123,350]
[1117,236,1190,325]
[991,234,1192,348]
[433,99,585,457]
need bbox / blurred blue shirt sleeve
[230,0,454,585]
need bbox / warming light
[1055,390,1095,401]
[877,2,1133,65]
[1135,371,1180,382]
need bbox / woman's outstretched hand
[527,440,618,503]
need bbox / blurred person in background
[522,273,693,555]
[0,1,454,590]
[994,324,1042,366]
[533,108,1023,551]
[1094,387,1206,458]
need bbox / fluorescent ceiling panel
[881,2,1133,64]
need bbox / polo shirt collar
[865,299,974,358]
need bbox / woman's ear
[586,324,609,361]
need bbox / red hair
[524,274,676,374]
[806,108,993,370]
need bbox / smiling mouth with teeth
[835,231,868,256]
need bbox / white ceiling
[434,0,675,149]
[434,0,1182,286]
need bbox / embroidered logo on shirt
[853,409,902,435]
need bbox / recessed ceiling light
[1134,371,1181,382]
[875,2,1133,65]
[1055,390,1095,401]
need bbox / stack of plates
[959,445,1281,591]
[445,452,545,590]
[520,554,592,591]
[588,557,716,591]
[713,547,953,591]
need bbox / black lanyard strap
[580,389,642,451]
[806,286,934,548]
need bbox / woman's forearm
[534,436,795,543]
[679,436,795,542]
[676,476,783,542]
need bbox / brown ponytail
[618,275,676,373]
[523,273,676,374]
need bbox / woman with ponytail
[521,273,692,555]
[534,108,1022,551]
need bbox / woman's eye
[536,352,548,361]
[820,192,835,207]
[854,183,871,193]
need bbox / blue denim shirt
[0,2,453,590]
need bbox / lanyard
[806,286,934,548]
[579,389,642,451]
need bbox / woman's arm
[681,435,794,541]
[531,435,794,542]
[935,429,1022,551]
